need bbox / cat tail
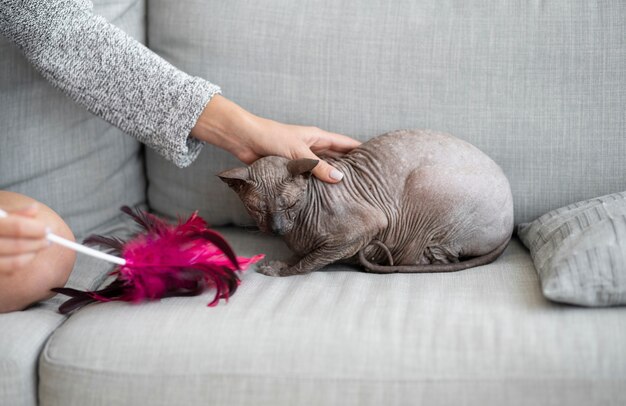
[358,233,512,273]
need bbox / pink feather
[52,207,264,314]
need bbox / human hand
[191,95,361,183]
[0,204,49,273]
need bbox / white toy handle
[0,208,126,266]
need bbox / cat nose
[271,216,286,235]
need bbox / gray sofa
[1,1,625,405]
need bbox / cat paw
[257,260,290,277]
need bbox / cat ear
[287,158,319,178]
[218,167,250,191]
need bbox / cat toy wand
[0,206,263,313]
[0,207,126,265]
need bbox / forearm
[0,0,219,167]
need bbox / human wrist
[190,94,260,147]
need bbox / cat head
[218,157,318,235]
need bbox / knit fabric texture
[0,0,220,167]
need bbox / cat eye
[244,201,266,213]
[277,197,296,211]
[252,203,268,213]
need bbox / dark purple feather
[51,207,264,314]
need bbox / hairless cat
[219,129,514,277]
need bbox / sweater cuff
[166,78,221,168]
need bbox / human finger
[0,237,49,255]
[296,149,344,184]
[315,131,362,153]
[237,150,262,165]
[0,252,37,273]
[318,150,345,159]
[0,216,47,239]
[10,203,40,218]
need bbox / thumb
[298,151,344,183]
[294,145,345,183]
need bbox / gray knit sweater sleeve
[0,0,220,167]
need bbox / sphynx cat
[219,129,514,277]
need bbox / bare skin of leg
[0,191,76,313]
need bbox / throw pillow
[518,191,626,306]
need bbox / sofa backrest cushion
[146,0,626,226]
[0,0,146,239]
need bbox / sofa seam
[38,354,626,383]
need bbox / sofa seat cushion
[0,305,64,406]
[38,230,626,406]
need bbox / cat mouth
[269,216,291,236]
[270,225,288,236]
[258,225,288,236]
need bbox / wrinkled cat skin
[219,130,514,277]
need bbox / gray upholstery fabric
[0,306,64,406]
[38,230,626,406]
[146,0,626,226]
[0,0,146,240]
[518,192,626,306]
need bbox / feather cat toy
[0,206,263,314]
